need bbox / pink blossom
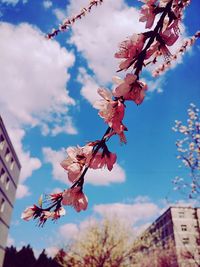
[113,74,147,105]
[53,207,66,219]
[94,88,127,142]
[21,205,39,221]
[42,207,66,220]
[139,1,156,29]
[49,192,63,202]
[139,0,156,3]
[21,204,66,225]
[115,34,145,71]
[113,74,136,97]
[61,145,93,183]
[90,150,117,171]
[62,187,88,212]
[161,27,179,46]
[145,42,159,59]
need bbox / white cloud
[0,23,76,133]
[7,235,15,247]
[146,76,165,94]
[42,147,126,186]
[160,198,199,215]
[132,222,151,236]
[51,116,78,136]
[57,217,98,244]
[8,128,41,183]
[0,0,27,5]
[16,184,31,199]
[93,198,160,224]
[0,0,18,4]
[0,22,77,197]
[64,0,145,84]
[50,187,63,194]
[59,223,79,241]
[53,8,66,22]
[43,147,68,184]
[43,0,52,9]
[78,67,100,105]
[86,163,126,186]
[46,247,59,258]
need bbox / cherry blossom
[60,145,93,183]
[42,207,66,221]
[62,187,88,212]
[139,0,157,29]
[173,103,200,198]
[89,145,117,171]
[94,88,127,142]
[21,204,66,226]
[115,34,146,71]
[161,27,179,47]
[113,74,147,105]
[48,192,63,203]
[21,205,39,221]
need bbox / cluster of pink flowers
[140,0,157,29]
[115,33,146,71]
[60,145,93,183]
[60,141,117,179]
[22,140,117,224]
[22,0,199,225]
[94,88,127,143]
[112,74,147,105]
[62,187,88,212]
[21,193,65,226]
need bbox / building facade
[134,206,200,267]
[0,116,21,267]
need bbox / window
[162,230,165,239]
[0,168,6,183]
[0,134,5,150]
[165,228,169,236]
[5,177,10,190]
[0,198,5,213]
[181,225,187,231]
[182,237,189,245]
[179,211,185,218]
[10,157,14,170]
[5,148,11,162]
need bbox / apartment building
[0,116,21,267]
[135,206,200,267]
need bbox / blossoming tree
[21,0,200,225]
[173,103,200,199]
[56,217,136,267]
[55,217,179,267]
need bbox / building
[0,116,21,267]
[134,206,200,267]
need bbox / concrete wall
[0,117,21,267]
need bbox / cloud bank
[0,22,76,197]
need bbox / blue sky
[0,0,200,257]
